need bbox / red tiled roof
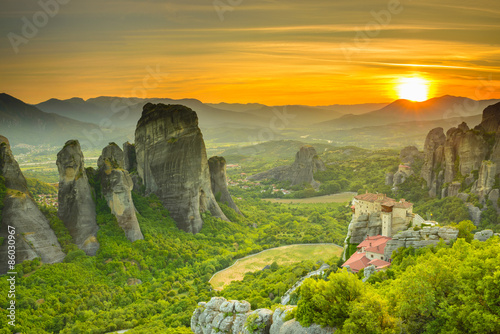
[357,235,391,249]
[342,252,370,273]
[393,201,413,209]
[365,243,387,255]
[368,259,391,269]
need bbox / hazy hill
[0,93,109,147]
[35,97,109,124]
[318,96,500,130]
[314,103,388,115]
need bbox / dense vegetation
[26,178,57,196]
[0,172,351,333]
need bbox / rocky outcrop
[248,146,326,189]
[471,161,497,203]
[421,128,446,197]
[135,103,228,233]
[421,103,500,200]
[191,297,334,334]
[208,156,243,215]
[98,143,143,242]
[0,136,65,273]
[57,140,99,255]
[384,226,458,259]
[466,204,483,226]
[473,229,499,241]
[479,102,500,133]
[400,146,423,164]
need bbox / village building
[352,192,414,238]
[342,235,392,273]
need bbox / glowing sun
[396,77,429,102]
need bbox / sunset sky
[1,0,499,105]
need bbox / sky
[1,0,499,105]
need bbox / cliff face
[98,143,144,242]
[57,140,99,255]
[135,103,228,233]
[0,136,65,273]
[421,102,500,200]
[208,156,243,215]
[248,145,326,189]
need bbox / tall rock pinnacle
[208,156,243,216]
[56,140,99,255]
[98,143,144,242]
[135,103,228,233]
[0,136,65,273]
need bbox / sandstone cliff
[191,297,334,334]
[57,140,99,255]
[98,143,144,242]
[135,103,228,233]
[208,156,243,216]
[421,102,500,200]
[0,136,65,273]
[248,145,326,189]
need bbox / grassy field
[210,244,343,291]
[263,192,356,204]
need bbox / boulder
[278,320,335,334]
[56,140,99,255]
[208,156,243,215]
[99,143,144,242]
[473,229,494,241]
[135,103,228,233]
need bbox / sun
[396,77,429,102]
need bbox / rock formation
[123,141,137,172]
[191,297,334,334]
[248,145,326,189]
[0,136,65,273]
[57,140,99,255]
[473,229,499,241]
[98,143,143,242]
[421,102,500,200]
[135,103,228,233]
[399,146,423,165]
[384,226,458,259]
[208,156,242,215]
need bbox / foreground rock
[98,143,143,242]
[191,297,334,334]
[208,156,243,215]
[384,226,459,259]
[248,145,326,189]
[0,136,65,273]
[57,140,99,255]
[135,103,228,233]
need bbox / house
[342,235,392,273]
[352,192,413,238]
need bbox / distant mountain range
[317,96,500,130]
[1,93,499,149]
